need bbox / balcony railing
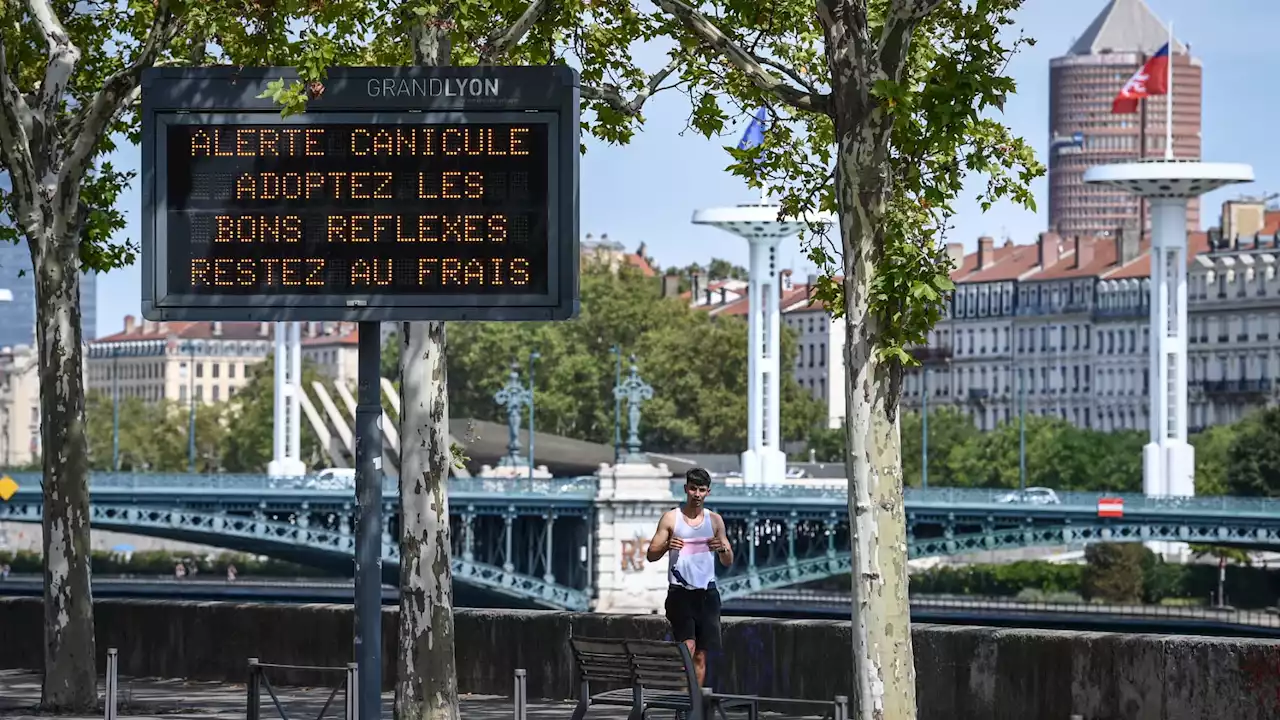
[1196,379,1273,396]
[908,346,953,362]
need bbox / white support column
[762,241,784,482]
[288,321,303,466]
[269,324,287,477]
[743,240,766,485]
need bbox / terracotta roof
[304,330,359,347]
[1262,211,1280,236]
[1104,232,1210,280]
[95,319,273,344]
[957,242,1043,283]
[627,253,656,277]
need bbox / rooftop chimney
[1037,231,1062,268]
[1115,224,1140,265]
[781,269,794,292]
[661,274,680,298]
[212,321,223,337]
[977,236,995,269]
[636,241,647,258]
[258,322,270,337]
[691,272,704,306]
[1073,235,1094,269]
[806,273,818,299]
[123,315,136,335]
[945,243,965,271]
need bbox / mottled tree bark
[396,23,458,720]
[820,3,930,717]
[33,230,97,711]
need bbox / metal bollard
[513,669,527,720]
[833,696,848,720]
[104,648,118,720]
[346,663,359,720]
[246,658,261,720]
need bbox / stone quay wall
[1,599,1279,720]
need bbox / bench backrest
[625,639,699,693]
[568,636,633,685]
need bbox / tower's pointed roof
[1068,0,1186,56]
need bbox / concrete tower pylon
[268,321,308,478]
[1085,160,1252,506]
[691,204,831,485]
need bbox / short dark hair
[685,467,711,487]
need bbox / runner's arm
[710,513,734,566]
[646,512,674,563]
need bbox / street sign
[0,475,18,502]
[140,66,581,322]
[1097,497,1124,518]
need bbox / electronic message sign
[141,67,580,322]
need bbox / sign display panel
[140,67,580,322]
[167,121,549,296]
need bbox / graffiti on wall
[619,535,650,572]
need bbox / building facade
[1048,0,1202,237]
[0,345,40,467]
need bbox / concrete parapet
[1,599,1278,719]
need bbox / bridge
[3,472,1280,612]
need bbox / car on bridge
[995,487,1061,505]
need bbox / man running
[646,467,733,685]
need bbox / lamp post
[111,345,120,471]
[613,354,654,463]
[921,367,929,490]
[609,345,622,465]
[187,341,196,473]
[493,363,532,468]
[1018,368,1027,492]
[527,350,540,478]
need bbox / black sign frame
[140,66,581,322]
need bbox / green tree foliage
[83,356,333,474]
[219,355,332,473]
[438,262,823,454]
[1224,407,1280,497]
[900,407,977,487]
[1081,542,1149,604]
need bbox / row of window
[935,324,1151,356]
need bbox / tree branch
[0,38,41,234]
[479,0,551,64]
[758,56,823,97]
[652,0,831,114]
[580,58,680,117]
[29,0,81,162]
[61,0,183,189]
[893,0,948,22]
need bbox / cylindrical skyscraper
[1049,0,1203,237]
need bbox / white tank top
[667,508,717,589]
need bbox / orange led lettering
[442,128,463,156]
[350,128,370,156]
[190,130,213,157]
[511,258,530,285]
[418,258,438,284]
[305,259,325,285]
[463,259,486,284]
[235,173,257,199]
[349,215,372,242]
[394,128,418,155]
[351,258,393,286]
[488,215,508,241]
[372,172,393,199]
[236,130,256,156]
[191,259,209,285]
[281,129,303,155]
[509,127,530,155]
[304,129,325,156]
[489,258,505,285]
[370,130,395,155]
[441,258,462,284]
[258,129,279,155]
[328,216,347,242]
[305,172,325,198]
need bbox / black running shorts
[664,584,722,652]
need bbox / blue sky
[92,0,1277,335]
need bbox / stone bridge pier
[589,458,677,615]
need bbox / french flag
[1111,43,1170,114]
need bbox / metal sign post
[139,65,582,719]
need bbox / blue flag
[737,107,768,150]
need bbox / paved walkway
[0,671,828,720]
